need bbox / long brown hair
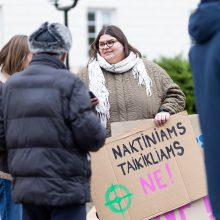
[89,25,141,62]
[0,35,29,75]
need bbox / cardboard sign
[111,113,209,220]
[91,112,207,220]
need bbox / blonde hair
[0,35,29,75]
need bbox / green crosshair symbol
[105,184,133,217]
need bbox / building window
[87,9,115,56]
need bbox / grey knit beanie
[28,22,72,54]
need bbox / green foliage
[154,55,195,114]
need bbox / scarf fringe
[132,59,152,96]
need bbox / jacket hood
[188,1,220,43]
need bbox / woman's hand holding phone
[89,91,99,108]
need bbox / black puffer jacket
[0,54,105,206]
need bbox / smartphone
[89,91,96,98]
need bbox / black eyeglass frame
[98,40,118,49]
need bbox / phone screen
[89,91,96,98]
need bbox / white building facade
[0,0,199,70]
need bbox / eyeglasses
[98,40,118,49]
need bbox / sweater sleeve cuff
[158,108,170,113]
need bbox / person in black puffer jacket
[0,22,105,220]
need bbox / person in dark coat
[0,22,106,220]
[188,0,220,219]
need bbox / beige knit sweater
[78,59,186,137]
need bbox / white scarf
[88,52,152,127]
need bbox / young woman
[79,25,186,137]
[0,35,32,220]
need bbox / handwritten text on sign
[111,122,186,176]
[140,162,174,194]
